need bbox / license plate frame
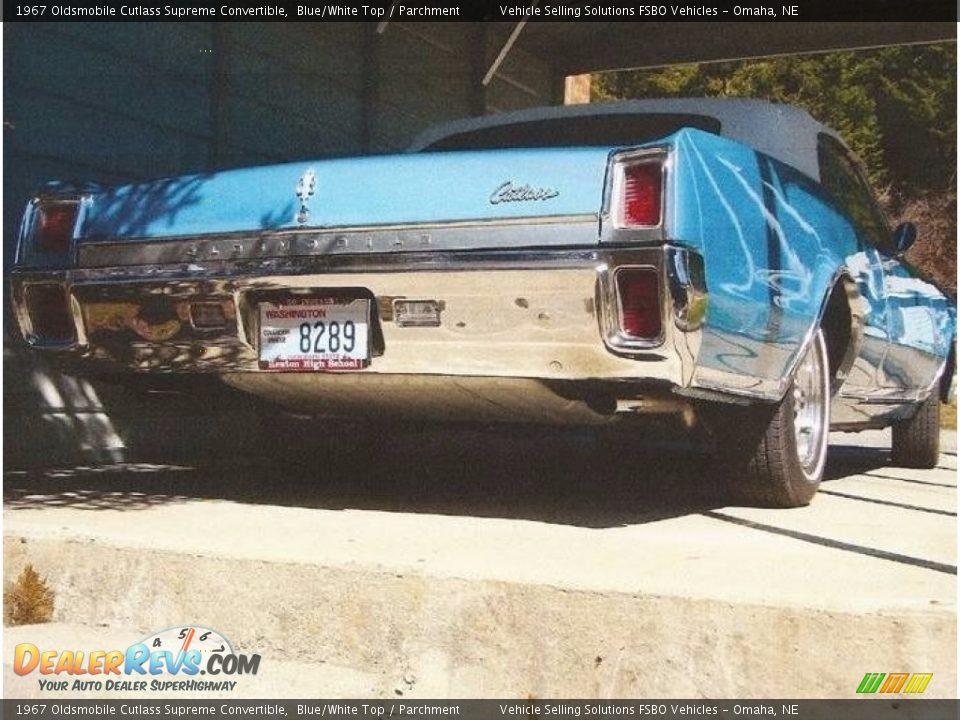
[258,297,370,371]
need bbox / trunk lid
[79,147,614,243]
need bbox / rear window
[421,113,721,151]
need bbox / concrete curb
[4,537,955,699]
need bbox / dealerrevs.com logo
[14,626,261,693]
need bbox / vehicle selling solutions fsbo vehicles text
[498,4,795,17]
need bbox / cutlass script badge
[489,181,560,205]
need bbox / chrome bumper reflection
[12,247,705,388]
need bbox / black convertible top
[409,98,846,182]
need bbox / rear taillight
[615,160,663,228]
[35,202,78,255]
[615,268,662,340]
[24,284,76,344]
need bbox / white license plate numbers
[258,298,369,371]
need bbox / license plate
[258,298,369,371]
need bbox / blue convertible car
[11,99,956,507]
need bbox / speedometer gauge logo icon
[140,625,234,671]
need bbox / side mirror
[891,222,917,256]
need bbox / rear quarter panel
[667,128,861,396]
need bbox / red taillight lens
[25,284,75,343]
[616,268,662,340]
[36,203,78,254]
[619,162,662,227]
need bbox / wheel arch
[817,272,866,394]
[938,337,955,403]
[687,271,869,405]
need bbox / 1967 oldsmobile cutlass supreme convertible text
[11,99,956,507]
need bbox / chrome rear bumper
[12,247,707,419]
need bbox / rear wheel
[891,389,940,469]
[712,329,831,507]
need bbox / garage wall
[3,21,560,466]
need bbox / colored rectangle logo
[858,672,933,694]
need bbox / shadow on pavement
[8,415,946,529]
[5,418,738,527]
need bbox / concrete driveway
[3,423,956,698]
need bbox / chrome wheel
[791,330,829,480]
[709,326,832,508]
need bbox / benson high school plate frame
[258,297,370,371]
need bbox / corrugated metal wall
[3,21,560,265]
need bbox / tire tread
[891,391,940,469]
